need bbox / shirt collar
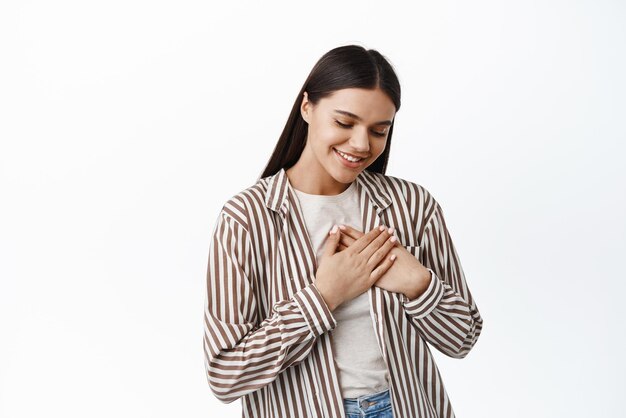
[264,167,392,213]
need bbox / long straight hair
[259,45,401,180]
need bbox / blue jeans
[343,388,393,418]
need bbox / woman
[204,45,483,418]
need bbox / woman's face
[297,87,396,193]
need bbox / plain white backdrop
[1,1,625,417]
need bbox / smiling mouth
[333,148,366,162]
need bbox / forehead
[318,88,396,120]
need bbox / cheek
[372,140,387,157]
[313,127,344,150]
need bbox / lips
[333,147,367,168]
[333,148,366,162]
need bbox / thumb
[322,225,341,258]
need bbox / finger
[338,243,348,251]
[360,226,394,260]
[369,253,397,283]
[338,224,364,240]
[339,233,357,248]
[367,235,397,269]
[322,225,341,258]
[349,225,386,254]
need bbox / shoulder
[218,176,273,231]
[362,170,440,214]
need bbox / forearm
[204,283,336,402]
[402,270,483,358]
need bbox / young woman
[204,45,483,418]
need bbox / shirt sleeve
[400,200,484,359]
[203,210,337,403]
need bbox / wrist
[312,281,340,312]
[404,268,432,300]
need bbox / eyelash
[335,120,387,137]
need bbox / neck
[286,167,350,196]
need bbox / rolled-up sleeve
[401,201,484,359]
[203,209,337,403]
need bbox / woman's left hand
[338,225,432,300]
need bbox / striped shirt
[203,167,484,418]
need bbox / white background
[1,1,625,417]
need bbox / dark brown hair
[259,45,401,179]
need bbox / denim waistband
[343,388,391,415]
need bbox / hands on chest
[313,224,432,312]
[338,225,432,300]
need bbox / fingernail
[390,254,397,261]
[338,225,346,230]
[390,236,397,243]
[330,225,338,234]
[378,225,386,231]
[388,227,395,234]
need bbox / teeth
[335,149,363,162]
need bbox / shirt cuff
[292,283,338,337]
[401,268,445,319]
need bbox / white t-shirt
[293,181,389,398]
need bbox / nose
[348,127,370,153]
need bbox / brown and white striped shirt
[203,167,483,418]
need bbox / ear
[300,91,311,123]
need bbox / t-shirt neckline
[293,181,357,203]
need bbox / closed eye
[334,120,387,137]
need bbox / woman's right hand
[313,224,397,311]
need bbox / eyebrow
[333,109,393,126]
